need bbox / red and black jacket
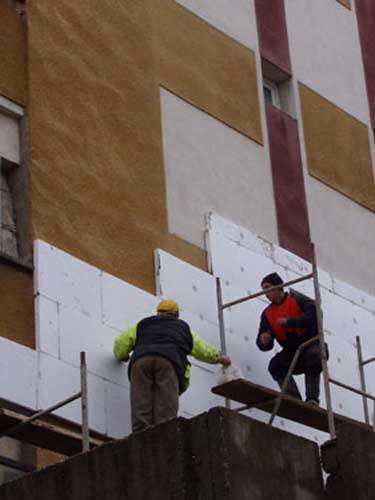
[256,290,318,352]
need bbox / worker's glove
[220,354,231,367]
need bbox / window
[263,79,280,108]
[0,159,19,259]
[261,59,296,118]
[0,95,30,266]
[263,85,273,104]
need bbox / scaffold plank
[0,408,110,456]
[212,379,371,433]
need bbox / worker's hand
[220,355,231,367]
[259,331,272,346]
[276,317,288,327]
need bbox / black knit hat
[261,272,284,287]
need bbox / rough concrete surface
[0,418,188,500]
[324,423,375,500]
[209,410,324,500]
[0,408,325,500]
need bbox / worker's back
[128,314,193,393]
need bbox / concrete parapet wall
[325,424,375,500]
[0,418,187,500]
[0,408,324,500]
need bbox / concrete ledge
[0,408,324,500]
[324,424,375,500]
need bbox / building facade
[0,0,375,479]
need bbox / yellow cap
[157,299,179,315]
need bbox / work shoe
[306,398,319,406]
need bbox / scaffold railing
[0,352,90,453]
[216,242,375,439]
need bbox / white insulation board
[0,216,374,447]
[33,240,160,437]
[204,213,375,444]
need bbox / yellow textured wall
[37,449,65,469]
[299,84,375,212]
[0,263,34,347]
[337,0,351,10]
[0,1,26,104]
[0,2,31,349]
[154,0,263,143]
[28,0,262,293]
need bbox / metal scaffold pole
[311,243,336,440]
[269,336,319,426]
[356,335,370,424]
[80,352,90,452]
[212,240,375,437]
[216,277,230,409]
[0,352,92,455]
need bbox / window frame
[0,95,32,270]
[263,79,281,109]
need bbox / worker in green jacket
[114,299,231,432]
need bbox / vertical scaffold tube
[80,352,90,453]
[311,243,336,440]
[356,336,370,424]
[216,277,230,409]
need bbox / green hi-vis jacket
[113,324,222,390]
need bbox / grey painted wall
[160,88,278,249]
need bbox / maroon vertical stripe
[356,0,375,127]
[255,0,311,260]
[265,103,311,261]
[254,0,292,75]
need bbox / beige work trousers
[130,355,179,432]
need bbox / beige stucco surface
[337,0,351,9]
[154,0,263,143]
[0,2,30,348]
[27,0,262,293]
[299,84,375,212]
[0,1,26,105]
[0,262,34,348]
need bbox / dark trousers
[268,342,326,401]
[130,355,179,432]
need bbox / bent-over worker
[114,299,231,431]
[256,272,327,405]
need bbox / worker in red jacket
[256,272,327,405]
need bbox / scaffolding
[356,335,375,426]
[215,242,375,439]
[0,352,90,454]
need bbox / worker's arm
[183,331,230,392]
[190,330,229,365]
[113,324,137,361]
[256,311,274,351]
[286,291,317,329]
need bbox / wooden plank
[212,379,372,434]
[0,408,111,456]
